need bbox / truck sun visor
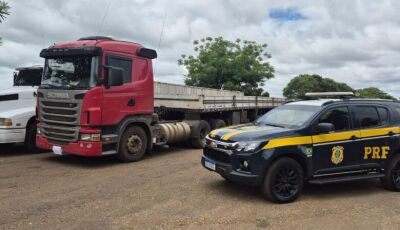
[40,46,102,58]
[137,47,157,59]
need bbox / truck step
[308,173,385,185]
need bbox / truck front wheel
[25,120,40,153]
[262,158,304,203]
[117,126,147,162]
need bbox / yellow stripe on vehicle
[360,127,400,138]
[221,127,262,141]
[262,136,313,150]
[210,128,236,138]
[221,130,245,140]
[261,126,400,150]
[312,130,360,143]
[209,129,221,138]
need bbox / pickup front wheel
[117,126,147,162]
[262,158,304,203]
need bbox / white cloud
[0,0,400,98]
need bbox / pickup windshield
[256,105,321,129]
[41,56,99,89]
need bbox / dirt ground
[1,144,400,230]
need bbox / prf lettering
[364,146,390,159]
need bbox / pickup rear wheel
[381,154,400,191]
[262,158,304,203]
[117,126,147,162]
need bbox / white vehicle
[0,66,42,151]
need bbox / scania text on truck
[36,36,284,162]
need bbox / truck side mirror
[316,123,335,134]
[106,67,124,88]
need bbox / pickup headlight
[80,133,101,142]
[234,141,264,153]
[0,118,13,127]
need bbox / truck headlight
[80,133,101,142]
[0,118,13,127]
[234,141,264,153]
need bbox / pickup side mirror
[105,66,124,88]
[316,122,335,134]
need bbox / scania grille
[39,99,81,142]
[41,124,79,142]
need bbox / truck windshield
[41,56,99,89]
[256,105,320,129]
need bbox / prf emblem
[331,146,344,165]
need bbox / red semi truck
[36,36,284,162]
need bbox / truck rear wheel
[209,119,226,130]
[262,158,304,203]
[25,120,40,153]
[117,126,147,162]
[190,120,210,148]
[381,154,400,191]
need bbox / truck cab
[36,36,157,161]
[0,66,43,151]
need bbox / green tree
[178,37,274,96]
[356,87,396,100]
[0,1,10,45]
[261,91,270,97]
[283,74,354,99]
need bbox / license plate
[52,146,63,155]
[204,158,216,171]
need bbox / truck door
[102,54,137,125]
[353,105,400,169]
[311,106,362,175]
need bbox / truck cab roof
[41,36,157,59]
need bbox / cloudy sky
[0,0,399,97]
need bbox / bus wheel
[117,126,147,162]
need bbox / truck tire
[117,126,147,162]
[209,119,226,130]
[262,158,304,203]
[381,154,400,191]
[190,120,210,149]
[25,120,40,153]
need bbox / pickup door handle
[350,135,358,140]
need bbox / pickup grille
[38,90,85,143]
[204,147,230,163]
